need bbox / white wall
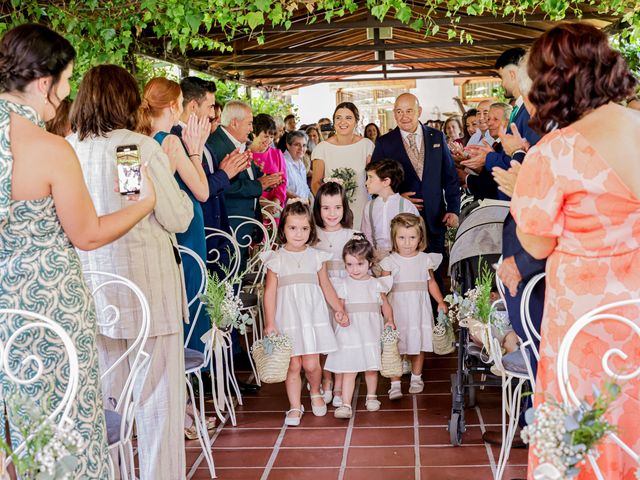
[289,83,335,125]
[289,77,461,127]
[411,78,460,122]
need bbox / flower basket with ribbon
[251,333,292,383]
[433,310,456,355]
[380,327,402,378]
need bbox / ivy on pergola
[1,0,639,80]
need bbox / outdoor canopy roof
[142,5,620,90]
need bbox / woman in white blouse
[311,102,374,227]
[67,65,193,480]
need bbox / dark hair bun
[0,24,75,93]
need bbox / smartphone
[115,144,141,195]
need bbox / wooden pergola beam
[191,37,532,58]
[248,65,495,79]
[259,72,491,87]
[218,54,499,70]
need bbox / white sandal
[284,406,304,426]
[322,380,333,404]
[332,390,343,407]
[309,394,327,417]
[334,404,352,419]
[365,395,381,412]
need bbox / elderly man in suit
[371,93,460,287]
[464,102,512,201]
[208,100,282,247]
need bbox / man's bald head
[394,93,423,133]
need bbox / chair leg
[495,376,526,480]
[187,372,217,478]
[243,328,260,386]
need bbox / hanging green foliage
[1,0,639,83]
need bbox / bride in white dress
[311,102,374,227]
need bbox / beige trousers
[99,332,186,480]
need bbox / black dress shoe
[482,429,527,448]
[238,381,260,394]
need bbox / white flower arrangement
[322,176,344,186]
[200,270,253,335]
[0,396,84,480]
[328,167,357,202]
[521,382,620,479]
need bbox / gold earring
[43,96,48,105]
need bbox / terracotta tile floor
[181,353,529,480]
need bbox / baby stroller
[447,200,510,446]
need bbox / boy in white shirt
[361,159,419,262]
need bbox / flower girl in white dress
[313,179,356,407]
[325,234,395,419]
[378,213,448,401]
[261,199,349,426]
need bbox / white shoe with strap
[284,405,304,426]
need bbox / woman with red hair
[510,23,640,479]
[139,77,217,439]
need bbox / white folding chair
[179,246,216,478]
[492,273,544,479]
[556,298,640,479]
[0,309,79,472]
[84,270,152,480]
[228,215,273,383]
[204,227,244,405]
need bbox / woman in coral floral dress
[510,23,640,480]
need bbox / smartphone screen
[115,144,141,195]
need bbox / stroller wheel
[448,411,465,446]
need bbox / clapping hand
[183,113,208,158]
[492,160,522,199]
[461,140,492,172]
[220,148,250,179]
[258,172,283,190]
[498,124,529,157]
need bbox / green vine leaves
[1,0,639,82]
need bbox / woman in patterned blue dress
[0,25,156,478]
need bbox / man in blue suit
[371,93,460,287]
[172,78,247,243]
[471,48,547,446]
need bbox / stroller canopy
[448,200,510,275]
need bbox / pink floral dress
[511,127,640,480]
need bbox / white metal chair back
[556,298,640,479]
[518,273,545,386]
[260,198,282,246]
[228,215,272,281]
[0,308,79,469]
[178,246,209,349]
[84,270,151,480]
[204,227,242,282]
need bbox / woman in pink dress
[250,113,287,209]
[510,23,640,479]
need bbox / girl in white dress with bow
[325,234,395,419]
[313,179,356,407]
[261,199,348,426]
[379,213,448,401]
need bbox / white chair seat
[184,347,206,371]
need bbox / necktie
[406,133,424,179]
[509,105,520,125]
